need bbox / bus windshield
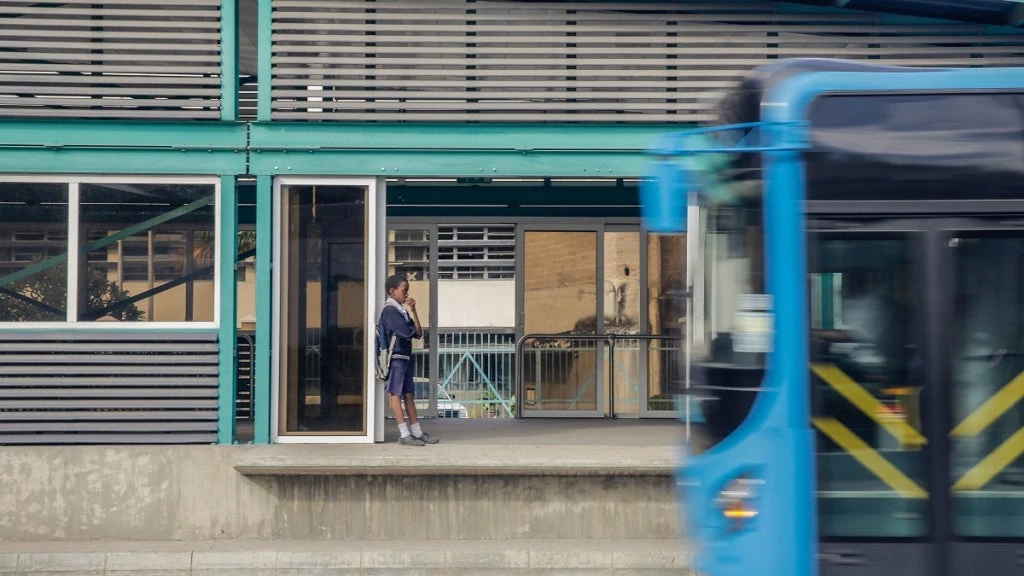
[688,178,767,452]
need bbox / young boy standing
[381,274,439,446]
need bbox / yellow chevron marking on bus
[812,364,927,447]
[812,417,929,499]
[951,371,1024,437]
[953,426,1024,492]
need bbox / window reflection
[0,183,68,322]
[79,183,216,322]
[809,233,927,538]
[950,233,1024,538]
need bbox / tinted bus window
[689,185,766,453]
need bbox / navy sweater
[380,305,421,359]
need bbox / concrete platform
[236,419,685,476]
[0,539,692,575]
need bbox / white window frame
[0,175,221,330]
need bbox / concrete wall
[0,446,676,542]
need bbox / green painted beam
[0,119,246,148]
[220,0,239,122]
[0,119,246,175]
[217,175,239,444]
[249,122,687,177]
[253,174,272,444]
[257,0,272,121]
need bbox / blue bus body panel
[682,64,1024,576]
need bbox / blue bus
[643,59,1024,576]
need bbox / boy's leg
[388,360,424,446]
[402,368,438,444]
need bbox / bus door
[809,218,931,576]
[809,217,1024,576]
[944,221,1024,576]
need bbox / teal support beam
[253,174,272,444]
[217,175,239,444]
[249,122,688,177]
[257,0,272,121]
[0,119,246,175]
[220,0,239,122]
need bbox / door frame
[271,176,385,444]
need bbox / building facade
[2,0,1024,445]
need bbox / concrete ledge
[233,444,677,476]
[0,540,691,575]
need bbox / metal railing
[515,332,683,418]
[411,330,517,419]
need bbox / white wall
[437,280,515,328]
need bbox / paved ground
[235,419,685,476]
[0,539,692,575]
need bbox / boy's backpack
[374,314,397,381]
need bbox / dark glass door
[280,185,367,435]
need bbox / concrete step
[0,539,692,575]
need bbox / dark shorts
[386,358,415,396]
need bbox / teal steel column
[253,174,273,444]
[217,175,239,444]
[257,0,272,121]
[220,0,239,121]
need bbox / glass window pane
[647,233,685,412]
[950,232,1024,538]
[79,183,215,322]
[523,231,598,412]
[605,231,641,417]
[809,233,928,538]
[0,183,68,322]
[387,228,432,410]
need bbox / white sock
[411,422,423,437]
[398,422,410,438]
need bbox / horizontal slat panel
[0,29,219,40]
[0,331,217,341]
[0,86,222,97]
[0,330,220,445]
[0,74,219,86]
[272,44,1024,56]
[271,111,719,121]
[0,364,217,375]
[272,77,737,88]
[21,0,215,5]
[270,34,1024,46]
[0,422,215,432]
[272,0,1024,122]
[1,0,221,119]
[273,100,714,111]
[0,63,222,74]
[0,342,219,353]
[0,433,217,445]
[0,410,218,421]
[0,399,218,410]
[0,377,217,386]
[272,90,725,100]
[7,7,219,18]
[0,52,218,63]
[0,98,218,109]
[0,108,221,118]
[2,388,217,398]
